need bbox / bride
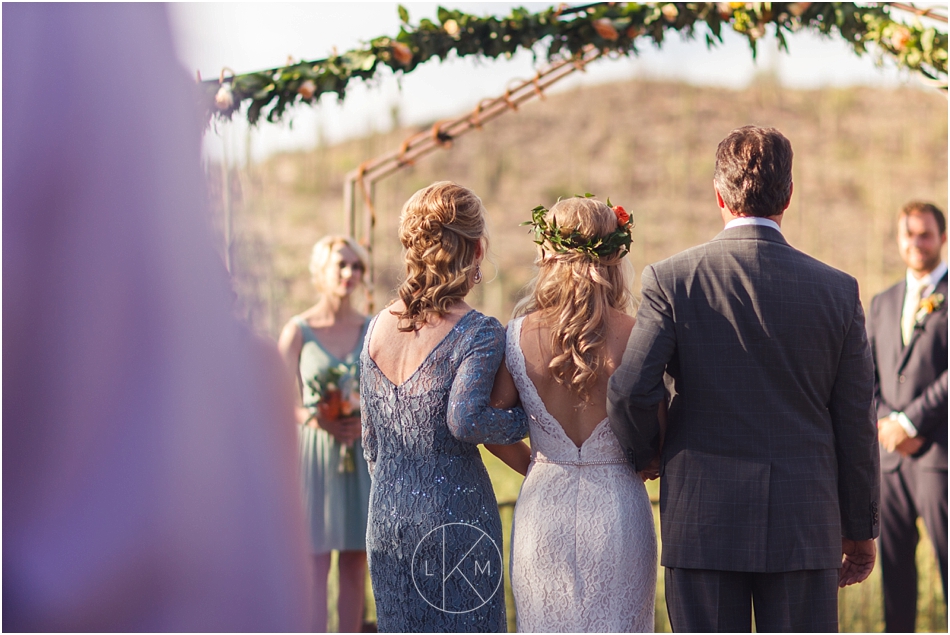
[491,195,659,632]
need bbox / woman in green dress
[278,235,372,632]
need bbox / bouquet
[307,362,360,473]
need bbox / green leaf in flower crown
[398,4,409,24]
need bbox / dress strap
[358,315,372,344]
[364,314,380,353]
[293,315,318,343]
[296,315,369,363]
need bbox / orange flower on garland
[592,18,619,41]
[391,41,413,66]
[297,79,316,101]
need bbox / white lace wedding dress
[507,317,657,633]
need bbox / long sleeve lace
[360,389,377,475]
[358,310,523,632]
[447,317,527,445]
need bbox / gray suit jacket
[608,225,880,572]
[868,273,948,472]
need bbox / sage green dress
[295,316,372,554]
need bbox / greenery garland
[200,2,948,126]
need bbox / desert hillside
[205,77,948,336]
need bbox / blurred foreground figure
[3,4,311,631]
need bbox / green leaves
[306,362,357,402]
[200,2,948,125]
[521,196,634,259]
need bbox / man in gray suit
[868,201,947,632]
[608,126,880,631]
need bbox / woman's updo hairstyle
[514,196,634,401]
[394,181,486,332]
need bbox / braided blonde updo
[514,197,634,401]
[394,181,486,332]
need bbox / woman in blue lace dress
[361,182,527,632]
[278,235,372,633]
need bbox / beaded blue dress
[360,310,527,633]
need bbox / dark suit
[608,224,880,631]
[868,271,948,632]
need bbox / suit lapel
[876,281,905,365]
[899,273,948,370]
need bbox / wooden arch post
[343,45,603,310]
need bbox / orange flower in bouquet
[308,362,360,473]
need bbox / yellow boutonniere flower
[914,292,945,326]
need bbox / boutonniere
[914,292,945,327]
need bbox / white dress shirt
[725,216,782,233]
[902,261,948,331]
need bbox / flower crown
[522,193,633,259]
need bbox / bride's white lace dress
[507,317,657,633]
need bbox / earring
[473,264,482,284]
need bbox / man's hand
[878,416,911,453]
[638,455,660,482]
[839,538,876,587]
[878,416,926,456]
[896,436,925,456]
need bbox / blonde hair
[394,181,486,332]
[513,197,634,401]
[309,234,369,292]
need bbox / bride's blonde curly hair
[514,197,634,401]
[394,181,486,332]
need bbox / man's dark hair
[714,126,793,218]
[900,201,946,235]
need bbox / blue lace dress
[360,310,527,632]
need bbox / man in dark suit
[608,126,880,632]
[868,201,948,632]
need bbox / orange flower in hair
[612,205,630,226]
